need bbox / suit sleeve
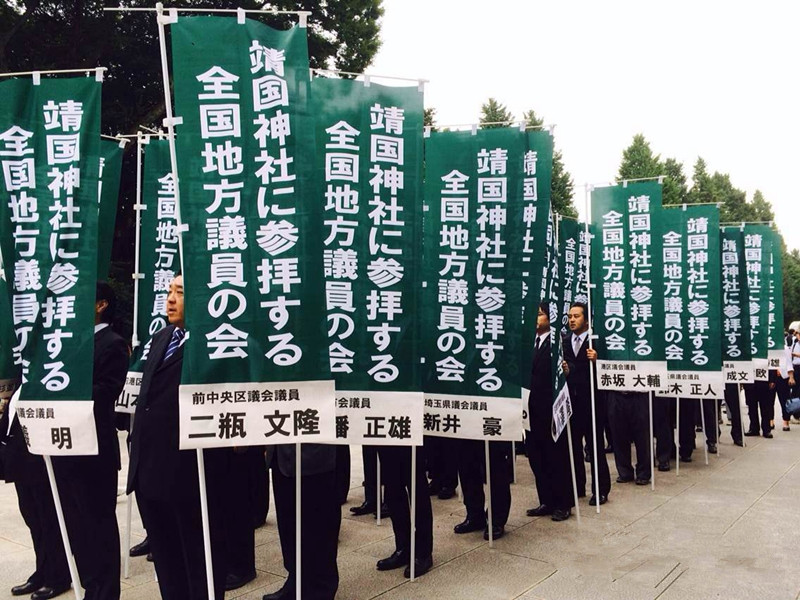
[93,334,130,403]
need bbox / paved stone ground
[2,400,799,600]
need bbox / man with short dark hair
[562,302,611,506]
[53,281,129,600]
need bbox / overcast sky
[368,0,800,250]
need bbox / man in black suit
[562,302,611,506]
[127,275,228,600]
[263,443,341,600]
[744,376,776,438]
[526,302,573,522]
[53,281,128,600]
[2,396,71,599]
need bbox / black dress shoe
[635,478,650,485]
[526,504,553,517]
[588,494,608,506]
[437,487,455,500]
[551,508,571,521]
[483,525,504,540]
[376,549,409,571]
[31,584,71,600]
[129,537,150,557]
[225,571,257,591]
[605,445,614,454]
[11,580,40,596]
[350,501,376,516]
[404,555,433,578]
[744,430,759,437]
[263,581,294,600]
[733,439,743,447]
[428,482,441,496]
[707,443,718,454]
[616,476,634,483]
[375,502,391,517]
[146,553,154,562]
[658,461,670,472]
[764,433,773,439]
[679,455,692,463]
[453,517,485,534]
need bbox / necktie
[163,328,185,362]
[574,334,582,355]
[535,336,541,352]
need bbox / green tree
[783,249,800,324]
[661,157,688,206]
[750,190,775,222]
[686,157,715,205]
[522,109,576,217]
[480,98,513,129]
[423,107,437,130]
[617,134,662,180]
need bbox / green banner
[0,245,19,401]
[421,127,535,441]
[0,75,102,455]
[658,205,723,398]
[116,137,176,413]
[721,226,753,383]
[547,210,571,440]
[590,182,666,391]
[96,138,124,279]
[171,16,334,447]
[767,228,785,371]
[743,224,772,380]
[556,216,588,334]
[310,77,424,445]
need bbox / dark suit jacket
[266,443,336,479]
[54,325,129,475]
[0,408,46,485]
[527,335,552,433]
[563,331,591,414]
[127,325,194,501]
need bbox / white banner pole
[484,441,493,548]
[43,456,83,600]
[565,421,581,523]
[123,413,136,579]
[196,450,215,600]
[295,442,302,600]
[700,400,709,465]
[739,385,747,447]
[376,452,381,526]
[675,398,680,476]
[511,441,516,484]
[410,447,417,580]
[716,398,721,458]
[649,392,655,491]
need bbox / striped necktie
[163,328,185,362]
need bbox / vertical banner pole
[295,443,302,600]
[700,400,709,465]
[196,450,215,600]
[739,385,747,447]
[675,399,680,476]
[583,184,601,514]
[410,447,417,580]
[376,452,381,526]
[649,392,655,491]
[484,441,493,548]
[43,456,83,600]
[715,398,721,458]
[511,442,516,484]
[565,421,581,523]
[123,413,136,579]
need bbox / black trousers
[526,424,573,511]
[607,392,651,481]
[335,445,350,505]
[56,463,120,600]
[456,439,512,525]
[138,457,228,600]
[744,381,774,435]
[224,449,259,578]
[362,445,380,506]
[776,376,792,422]
[423,435,458,491]
[724,384,743,443]
[377,446,433,558]
[15,481,70,588]
[272,464,340,600]
[251,448,270,527]
[652,396,676,464]
[570,395,611,498]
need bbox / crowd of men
[1,278,797,600]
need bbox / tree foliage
[479,98,513,129]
